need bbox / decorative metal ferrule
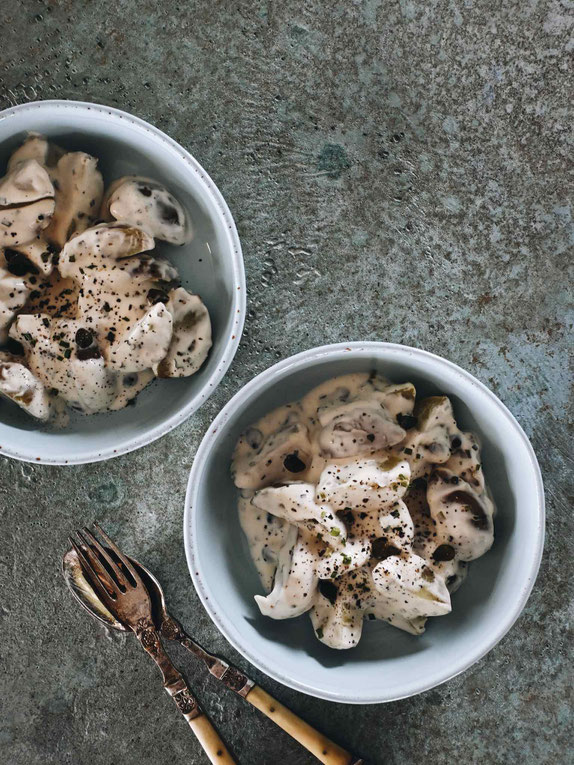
[172,688,201,719]
[218,665,255,698]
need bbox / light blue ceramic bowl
[0,100,245,464]
[184,342,544,704]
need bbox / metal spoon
[63,546,362,765]
[65,530,234,765]
[63,547,248,685]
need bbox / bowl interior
[0,103,243,463]
[187,345,543,703]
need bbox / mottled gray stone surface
[0,1,572,763]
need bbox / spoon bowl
[62,547,168,632]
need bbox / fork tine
[76,528,118,583]
[82,527,129,590]
[93,523,141,586]
[69,536,117,611]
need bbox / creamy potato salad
[232,373,495,649]
[0,133,211,422]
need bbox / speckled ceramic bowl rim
[184,341,545,704]
[0,99,245,464]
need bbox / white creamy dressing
[102,176,191,246]
[233,373,495,649]
[0,134,212,422]
[0,159,56,248]
[0,264,30,343]
[0,351,56,421]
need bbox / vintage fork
[69,525,235,765]
[65,535,362,765]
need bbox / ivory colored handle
[187,713,236,765]
[135,628,236,765]
[245,685,362,765]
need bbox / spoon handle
[175,630,360,764]
[245,685,362,765]
[136,626,236,764]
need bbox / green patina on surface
[317,143,351,179]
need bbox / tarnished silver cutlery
[64,524,362,765]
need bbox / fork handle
[136,627,235,764]
[166,686,235,765]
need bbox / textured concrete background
[0,1,572,763]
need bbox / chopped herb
[397,413,417,429]
[433,544,455,562]
[371,538,400,560]
[22,332,37,347]
[319,579,338,604]
[283,452,306,473]
[75,328,93,348]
